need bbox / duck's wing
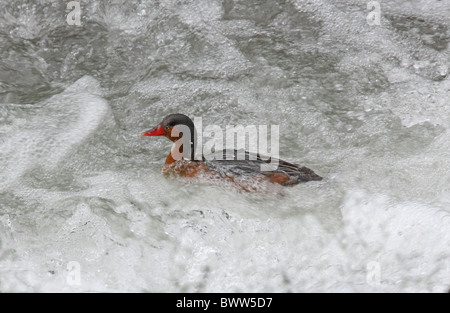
[203,150,322,183]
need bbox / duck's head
[142,114,195,141]
[142,113,196,159]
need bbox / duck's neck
[165,150,177,165]
[165,142,195,165]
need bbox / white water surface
[0,0,449,292]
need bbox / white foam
[0,76,111,191]
[340,190,450,292]
[0,0,449,293]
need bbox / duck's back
[203,150,322,186]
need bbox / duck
[142,114,322,190]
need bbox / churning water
[0,0,449,292]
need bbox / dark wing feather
[203,150,322,183]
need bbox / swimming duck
[142,114,322,190]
